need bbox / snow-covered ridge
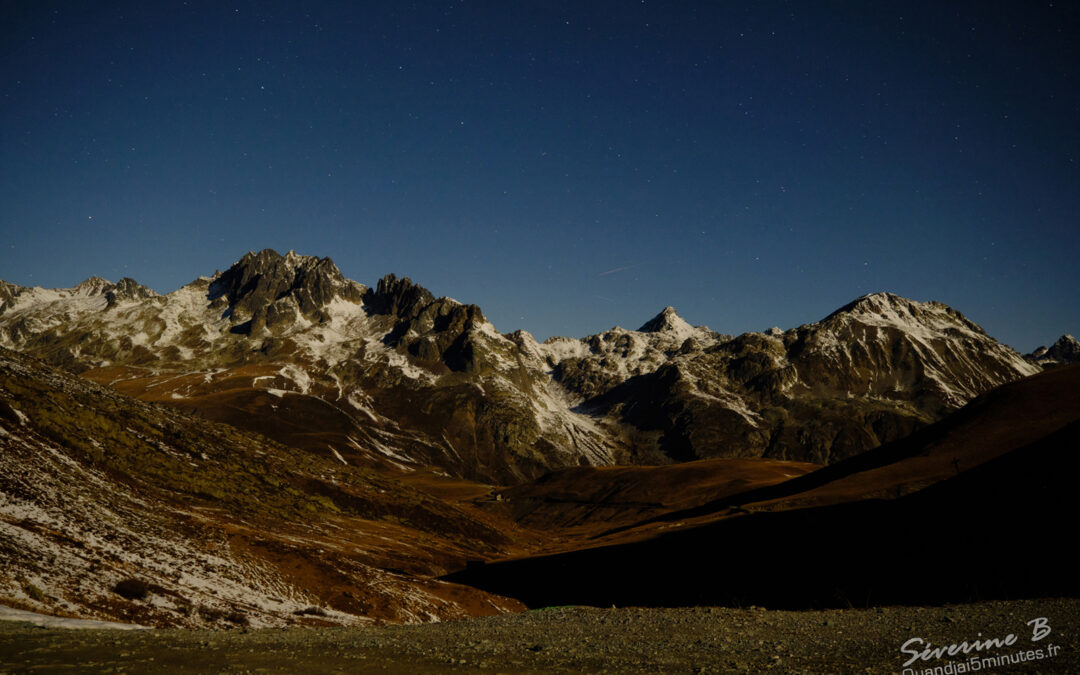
[823,291,984,336]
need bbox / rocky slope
[0,249,1042,482]
[0,347,522,628]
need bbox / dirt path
[2,598,1077,673]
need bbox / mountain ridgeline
[0,249,1051,484]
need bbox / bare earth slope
[0,348,522,627]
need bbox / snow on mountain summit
[798,292,1039,410]
[824,291,984,335]
[638,306,697,340]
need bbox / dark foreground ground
[1,598,1077,674]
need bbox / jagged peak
[1031,334,1080,364]
[111,277,155,294]
[0,280,26,309]
[211,249,348,298]
[239,248,346,274]
[638,306,694,335]
[364,273,436,317]
[74,276,113,295]
[231,248,328,273]
[207,249,363,333]
[105,277,158,307]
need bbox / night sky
[2,2,1077,351]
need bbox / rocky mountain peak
[105,278,158,308]
[822,292,984,335]
[639,306,694,336]
[362,273,496,373]
[208,248,363,333]
[67,276,158,307]
[364,274,436,318]
[74,276,113,296]
[0,281,25,308]
[1029,334,1080,366]
[211,249,319,292]
[825,291,910,319]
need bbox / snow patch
[0,606,148,630]
[347,434,415,468]
[346,392,379,422]
[278,364,312,394]
[365,339,438,383]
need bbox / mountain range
[1,248,1076,627]
[0,249,1054,484]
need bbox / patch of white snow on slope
[346,435,414,468]
[0,606,149,630]
[531,380,615,465]
[364,339,438,384]
[346,392,380,422]
[279,364,312,394]
[154,284,222,348]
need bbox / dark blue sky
[2,1,1077,350]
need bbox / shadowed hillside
[447,365,1080,609]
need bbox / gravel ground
[1,598,1077,674]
